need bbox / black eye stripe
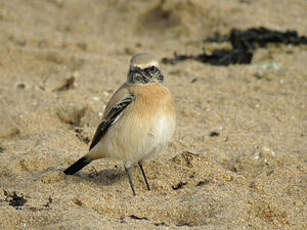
[128,65,163,84]
[144,66,158,73]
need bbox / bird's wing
[89,91,135,150]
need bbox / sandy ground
[0,0,306,229]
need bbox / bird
[64,53,176,196]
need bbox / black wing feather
[89,94,135,150]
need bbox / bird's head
[127,53,164,84]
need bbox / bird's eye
[149,66,156,72]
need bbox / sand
[0,0,306,229]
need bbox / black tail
[64,157,91,175]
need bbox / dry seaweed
[2,191,27,210]
[172,181,187,190]
[129,215,149,221]
[162,27,307,66]
[53,76,75,92]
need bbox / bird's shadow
[76,167,127,186]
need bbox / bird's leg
[124,166,136,196]
[138,161,151,191]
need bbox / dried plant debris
[162,50,252,66]
[205,27,307,47]
[172,181,187,190]
[229,27,307,49]
[2,190,27,210]
[154,222,169,227]
[53,76,75,92]
[209,131,220,137]
[196,180,209,187]
[163,27,307,66]
[129,215,149,221]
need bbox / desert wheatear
[64,53,176,195]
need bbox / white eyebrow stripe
[132,61,159,69]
